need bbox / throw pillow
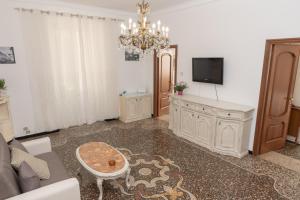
[9,139,28,153]
[11,148,50,180]
[18,161,41,193]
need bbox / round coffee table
[76,142,131,200]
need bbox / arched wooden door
[254,40,300,155]
[154,45,178,117]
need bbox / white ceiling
[61,0,194,12]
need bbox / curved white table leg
[125,167,131,189]
[97,178,104,200]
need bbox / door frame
[253,38,300,155]
[153,45,178,118]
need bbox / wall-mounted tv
[192,58,224,85]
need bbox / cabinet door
[126,98,139,119]
[0,103,9,121]
[215,119,241,152]
[172,104,181,133]
[195,113,214,147]
[0,120,14,141]
[181,108,195,138]
[140,96,151,116]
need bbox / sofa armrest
[22,137,52,156]
[7,178,81,200]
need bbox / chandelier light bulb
[157,20,161,31]
[119,1,170,55]
[143,17,147,27]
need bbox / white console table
[120,93,152,123]
[169,95,254,158]
[0,96,14,142]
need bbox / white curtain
[19,11,120,133]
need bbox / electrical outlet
[23,127,31,135]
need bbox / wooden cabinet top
[170,94,254,113]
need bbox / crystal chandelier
[119,0,170,55]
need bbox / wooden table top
[78,142,125,173]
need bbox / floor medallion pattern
[110,148,196,200]
[24,119,300,199]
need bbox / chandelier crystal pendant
[119,0,170,55]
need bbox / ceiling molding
[152,0,221,16]
[10,0,135,19]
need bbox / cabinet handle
[219,121,221,126]
[227,113,231,116]
[202,108,205,111]
[197,116,200,119]
[192,114,194,117]
[136,99,138,102]
[186,104,189,107]
[175,109,178,112]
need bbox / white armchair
[7,137,81,200]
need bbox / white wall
[117,55,153,94]
[0,0,153,137]
[154,0,300,150]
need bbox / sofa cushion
[11,148,50,180]
[36,152,70,187]
[18,161,41,193]
[0,133,21,199]
[9,139,28,152]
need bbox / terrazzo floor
[278,142,300,161]
[28,119,300,199]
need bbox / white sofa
[1,137,81,200]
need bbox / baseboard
[16,129,60,140]
[104,118,119,122]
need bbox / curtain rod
[14,8,125,22]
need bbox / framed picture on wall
[0,47,16,64]
[125,50,139,61]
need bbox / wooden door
[255,43,300,154]
[154,45,178,117]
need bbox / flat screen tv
[192,58,224,85]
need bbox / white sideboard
[169,95,254,158]
[120,93,152,123]
[0,96,14,142]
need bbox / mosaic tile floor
[30,119,300,199]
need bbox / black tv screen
[192,58,224,85]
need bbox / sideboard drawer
[197,105,215,116]
[181,101,198,110]
[217,110,244,120]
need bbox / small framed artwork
[0,47,16,64]
[125,50,139,61]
